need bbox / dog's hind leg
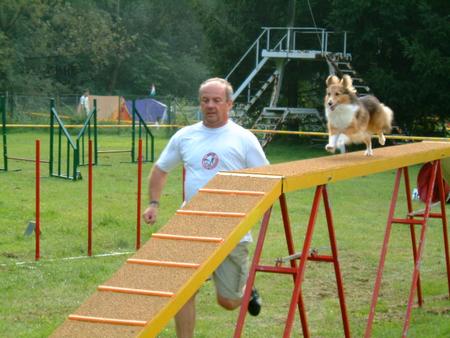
[378,132,386,145]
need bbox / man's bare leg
[217,293,241,310]
[175,296,196,338]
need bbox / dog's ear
[326,75,340,86]
[341,75,357,94]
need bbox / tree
[0,0,210,98]
[327,0,450,135]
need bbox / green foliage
[1,0,449,134]
[327,0,450,135]
[0,0,209,97]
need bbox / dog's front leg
[364,137,373,156]
[337,134,348,153]
[325,133,338,153]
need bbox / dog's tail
[381,104,393,133]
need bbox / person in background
[78,90,90,115]
[142,77,268,338]
[149,83,156,97]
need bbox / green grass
[1,129,449,337]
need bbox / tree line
[1,0,448,135]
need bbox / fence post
[49,99,55,177]
[1,96,7,171]
[131,100,136,163]
[94,99,98,165]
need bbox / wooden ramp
[51,142,450,338]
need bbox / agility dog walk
[51,142,450,337]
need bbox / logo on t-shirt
[202,152,219,170]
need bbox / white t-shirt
[80,95,89,114]
[156,120,269,242]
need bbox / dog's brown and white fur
[324,75,393,156]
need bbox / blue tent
[126,98,167,122]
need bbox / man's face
[199,82,233,128]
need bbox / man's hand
[143,205,158,225]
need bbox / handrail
[225,29,268,80]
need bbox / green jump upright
[76,99,98,167]
[131,99,155,163]
[49,98,80,180]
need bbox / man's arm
[142,165,168,225]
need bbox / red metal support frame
[88,140,93,256]
[403,168,423,306]
[35,140,40,261]
[365,161,450,337]
[234,187,350,337]
[234,207,273,338]
[136,139,143,250]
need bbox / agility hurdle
[50,142,450,337]
[130,101,155,163]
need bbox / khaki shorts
[213,242,249,300]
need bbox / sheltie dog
[324,74,393,156]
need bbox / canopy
[125,98,167,123]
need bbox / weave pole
[88,140,93,256]
[35,140,40,261]
[136,139,143,250]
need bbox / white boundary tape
[1,251,134,267]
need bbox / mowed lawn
[1,129,449,337]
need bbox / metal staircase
[251,107,325,147]
[326,56,372,96]
[226,27,360,147]
[251,107,290,148]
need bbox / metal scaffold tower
[225,26,371,148]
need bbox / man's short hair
[199,78,234,102]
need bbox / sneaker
[248,288,262,316]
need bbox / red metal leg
[283,186,323,338]
[322,186,351,338]
[436,162,450,297]
[402,161,438,336]
[365,168,403,337]
[403,167,423,305]
[234,208,273,338]
[35,140,40,261]
[88,140,93,256]
[236,188,350,337]
[280,193,309,337]
[366,161,450,337]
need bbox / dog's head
[324,75,357,111]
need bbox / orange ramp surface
[50,141,450,337]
